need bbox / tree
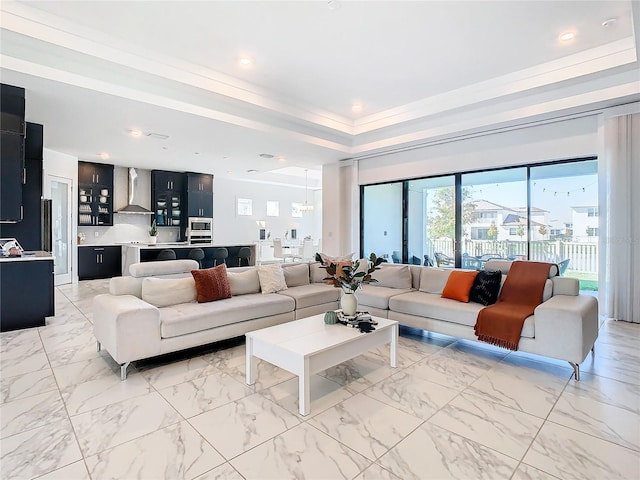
[538,225,548,236]
[427,187,476,242]
[516,223,525,238]
[487,221,498,240]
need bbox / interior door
[49,176,73,285]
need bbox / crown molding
[352,81,640,156]
[0,2,355,133]
[353,37,637,135]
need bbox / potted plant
[149,219,158,244]
[316,253,383,316]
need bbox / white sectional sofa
[93,260,339,379]
[356,261,599,380]
[93,259,598,381]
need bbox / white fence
[426,239,598,273]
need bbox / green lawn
[566,271,598,291]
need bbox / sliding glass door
[406,176,455,266]
[530,160,598,290]
[361,182,403,262]
[460,168,527,269]
[360,157,598,290]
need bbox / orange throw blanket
[474,261,555,351]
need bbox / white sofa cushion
[130,259,199,277]
[283,263,310,287]
[310,262,327,283]
[372,264,412,289]
[256,263,288,294]
[389,291,534,338]
[227,269,261,295]
[419,268,452,294]
[277,284,340,309]
[357,284,413,310]
[141,277,197,308]
[160,293,295,338]
[551,277,579,296]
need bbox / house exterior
[468,200,550,241]
[571,206,599,243]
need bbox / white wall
[213,178,319,245]
[330,114,599,253]
[358,115,599,185]
[322,161,359,257]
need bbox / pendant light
[300,169,314,212]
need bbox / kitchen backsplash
[78,213,180,244]
[78,166,183,245]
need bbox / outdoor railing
[425,239,598,274]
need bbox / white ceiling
[1,1,638,186]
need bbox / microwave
[188,217,213,244]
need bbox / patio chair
[462,253,482,270]
[434,252,454,267]
[558,258,570,275]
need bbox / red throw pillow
[191,264,231,303]
[441,270,479,303]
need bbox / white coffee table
[246,314,398,416]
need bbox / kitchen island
[0,251,54,331]
[121,243,256,274]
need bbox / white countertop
[0,251,54,262]
[123,243,255,249]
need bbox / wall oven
[187,217,213,245]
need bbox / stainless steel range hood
[116,168,152,215]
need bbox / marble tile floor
[1,279,639,480]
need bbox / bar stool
[213,247,228,266]
[157,249,176,261]
[188,248,205,268]
[237,246,251,266]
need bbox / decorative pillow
[191,264,232,303]
[419,268,452,294]
[318,252,354,264]
[227,269,261,296]
[469,270,502,306]
[283,263,310,287]
[256,263,288,294]
[141,277,196,307]
[372,264,412,289]
[441,270,479,303]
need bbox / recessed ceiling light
[247,169,258,174]
[327,0,341,10]
[129,129,143,137]
[278,156,286,163]
[99,152,109,160]
[238,55,254,67]
[259,153,275,159]
[351,102,363,112]
[602,18,617,28]
[162,146,168,150]
[194,152,200,155]
[559,31,575,42]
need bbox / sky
[470,174,598,224]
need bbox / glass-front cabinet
[77,161,114,226]
[151,170,184,228]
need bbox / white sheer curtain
[599,112,640,323]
